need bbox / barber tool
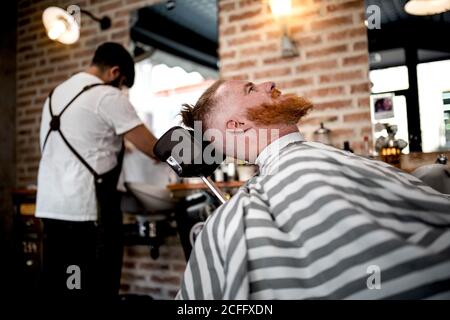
[313,122,332,145]
[153,126,227,204]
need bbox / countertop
[166,181,244,191]
[396,151,450,173]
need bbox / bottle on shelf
[313,122,332,145]
[343,141,354,153]
[213,166,224,182]
[363,136,372,157]
[226,162,236,182]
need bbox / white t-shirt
[36,72,142,221]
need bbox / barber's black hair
[91,42,135,88]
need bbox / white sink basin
[125,182,177,212]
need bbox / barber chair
[154,126,227,203]
[411,154,450,194]
[153,126,226,259]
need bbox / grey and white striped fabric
[176,132,450,300]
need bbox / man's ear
[226,119,251,132]
[109,66,121,80]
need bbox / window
[417,59,450,152]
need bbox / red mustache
[271,88,282,99]
[247,94,314,125]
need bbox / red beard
[246,91,314,126]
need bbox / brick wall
[120,238,186,299]
[218,0,371,152]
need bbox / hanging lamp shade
[405,0,450,16]
[42,6,80,44]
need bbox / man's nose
[260,82,275,93]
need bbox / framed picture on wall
[371,93,395,120]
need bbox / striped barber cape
[176,132,450,300]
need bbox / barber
[36,42,157,298]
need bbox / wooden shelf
[11,188,37,196]
[167,181,244,191]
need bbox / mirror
[128,0,219,137]
[120,0,219,188]
[366,0,450,153]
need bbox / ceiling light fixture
[268,0,298,58]
[269,0,292,16]
[404,0,450,16]
[42,6,111,45]
[42,6,79,44]
[80,9,111,30]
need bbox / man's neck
[247,125,298,163]
[262,125,299,151]
[254,125,303,169]
[85,66,106,82]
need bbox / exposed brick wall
[218,0,371,152]
[120,238,186,299]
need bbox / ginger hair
[180,80,225,129]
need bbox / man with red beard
[176,80,450,300]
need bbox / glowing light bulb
[47,19,67,40]
[269,0,292,17]
[42,7,80,44]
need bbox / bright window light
[129,59,213,137]
[370,66,409,94]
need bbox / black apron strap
[59,83,106,118]
[41,89,56,150]
[41,83,110,181]
[58,130,101,181]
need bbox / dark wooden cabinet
[11,189,42,292]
